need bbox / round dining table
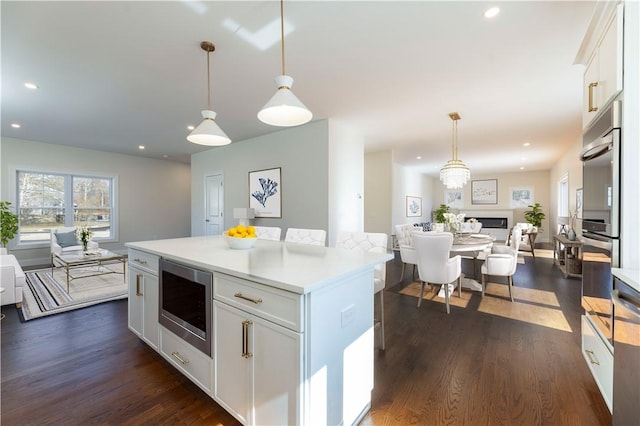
[448,233,495,293]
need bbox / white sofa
[50,227,98,264]
[0,248,26,307]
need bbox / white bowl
[223,233,257,250]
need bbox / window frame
[10,167,118,250]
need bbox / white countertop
[612,268,640,293]
[126,236,394,295]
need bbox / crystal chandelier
[440,112,470,189]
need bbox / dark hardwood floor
[1,251,611,425]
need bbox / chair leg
[508,276,514,302]
[418,281,425,307]
[400,262,406,282]
[481,274,486,297]
[378,291,385,350]
[444,283,450,314]
[458,276,462,297]
[412,265,417,281]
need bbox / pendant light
[440,112,470,189]
[257,0,312,127]
[187,41,231,146]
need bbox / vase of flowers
[443,212,466,234]
[77,226,93,251]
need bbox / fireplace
[466,217,508,229]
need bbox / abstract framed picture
[471,179,498,205]
[510,187,534,208]
[406,196,422,217]
[444,189,463,209]
[249,167,281,218]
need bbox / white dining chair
[335,231,388,350]
[413,232,462,314]
[254,226,282,241]
[394,224,419,282]
[284,228,327,246]
[481,225,522,302]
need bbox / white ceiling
[2,1,596,177]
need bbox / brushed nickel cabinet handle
[136,274,143,296]
[588,82,598,112]
[585,349,600,365]
[234,292,263,304]
[242,320,253,358]
[171,351,190,365]
[133,258,148,265]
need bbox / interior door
[205,173,223,235]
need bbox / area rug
[20,265,127,321]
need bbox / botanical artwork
[406,196,422,217]
[471,179,498,205]
[510,187,534,208]
[576,188,583,219]
[444,190,463,209]
[249,167,281,218]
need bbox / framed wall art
[471,179,498,205]
[406,196,422,217]
[510,187,534,208]
[249,167,281,218]
[444,189,463,209]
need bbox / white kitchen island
[126,235,393,426]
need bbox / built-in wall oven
[580,100,621,349]
[159,258,213,357]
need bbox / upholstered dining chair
[481,225,522,302]
[284,228,327,246]
[413,232,462,314]
[335,231,388,350]
[254,226,282,241]
[394,224,419,282]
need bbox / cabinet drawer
[581,315,613,412]
[128,249,159,275]
[160,326,213,395]
[214,273,303,332]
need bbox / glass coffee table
[52,248,126,292]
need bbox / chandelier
[440,112,470,189]
[257,0,312,127]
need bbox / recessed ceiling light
[523,142,531,147]
[521,157,527,161]
[187,125,195,131]
[11,123,21,128]
[484,7,500,18]
[416,156,422,160]
[138,145,145,150]
[520,166,525,170]
[24,82,38,90]
[163,154,169,158]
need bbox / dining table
[442,233,495,296]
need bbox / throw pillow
[55,230,78,248]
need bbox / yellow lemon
[247,226,256,235]
[236,224,246,233]
[227,227,237,236]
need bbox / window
[558,175,569,218]
[16,170,116,245]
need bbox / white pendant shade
[258,75,312,127]
[187,110,231,146]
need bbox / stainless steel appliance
[159,258,213,356]
[612,275,640,425]
[580,100,621,348]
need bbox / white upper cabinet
[581,3,624,129]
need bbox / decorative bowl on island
[223,227,257,250]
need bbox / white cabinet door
[214,301,251,425]
[252,314,301,426]
[583,52,600,127]
[214,301,302,426]
[598,9,623,108]
[128,266,159,350]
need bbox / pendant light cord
[452,119,457,160]
[206,49,211,110]
[280,0,286,76]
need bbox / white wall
[550,136,583,234]
[0,137,191,266]
[391,161,436,232]
[191,120,329,239]
[327,120,364,247]
[364,150,392,236]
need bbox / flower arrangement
[468,217,478,224]
[77,226,93,251]
[443,212,466,233]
